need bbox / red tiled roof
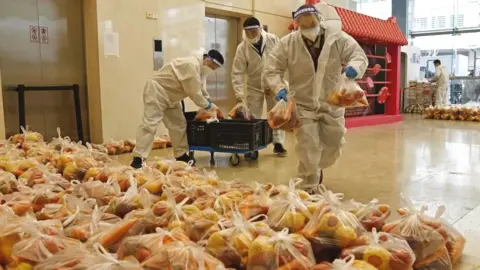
[333,7,408,46]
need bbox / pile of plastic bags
[425,105,480,121]
[0,128,466,269]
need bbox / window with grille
[438,16,446,28]
[431,17,436,28]
[417,17,427,29]
[457,14,464,27]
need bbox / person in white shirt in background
[130,50,224,168]
[430,59,450,106]
[231,16,287,156]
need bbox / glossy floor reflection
[118,115,480,269]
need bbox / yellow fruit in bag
[283,211,307,232]
[334,226,357,247]
[318,212,341,235]
[363,246,391,270]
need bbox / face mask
[247,36,261,44]
[300,26,320,42]
[201,65,214,77]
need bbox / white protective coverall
[263,3,367,188]
[431,64,449,105]
[231,30,285,144]
[133,55,210,159]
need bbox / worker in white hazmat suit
[131,50,224,168]
[430,59,450,106]
[263,3,367,192]
[231,16,287,155]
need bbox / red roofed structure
[290,0,407,128]
[334,7,408,46]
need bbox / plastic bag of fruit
[424,106,435,119]
[236,187,270,220]
[0,170,19,194]
[345,199,391,231]
[117,227,190,263]
[313,255,377,270]
[327,75,368,108]
[395,205,465,266]
[36,194,95,221]
[71,179,121,206]
[246,228,315,270]
[185,208,222,242]
[301,187,365,262]
[141,240,227,270]
[12,225,81,263]
[206,207,257,268]
[123,190,173,235]
[4,158,39,178]
[151,187,201,231]
[33,244,104,270]
[228,103,254,120]
[268,99,301,131]
[81,243,142,270]
[382,200,451,269]
[267,179,312,233]
[194,107,225,122]
[87,217,139,251]
[341,228,416,270]
[64,204,121,242]
[105,174,150,218]
[467,107,478,121]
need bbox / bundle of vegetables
[382,200,455,270]
[301,186,366,262]
[341,229,415,270]
[266,179,312,233]
[246,228,316,270]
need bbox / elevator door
[0,0,87,140]
[204,14,238,111]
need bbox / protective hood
[315,2,342,38]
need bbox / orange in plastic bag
[382,199,451,267]
[301,186,365,262]
[228,104,254,120]
[194,107,224,121]
[268,99,301,131]
[246,228,315,270]
[345,199,391,231]
[341,229,416,270]
[395,205,465,266]
[327,76,369,108]
[313,255,377,270]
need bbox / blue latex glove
[204,100,212,110]
[276,88,288,101]
[344,66,358,79]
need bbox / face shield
[243,26,261,44]
[294,11,322,42]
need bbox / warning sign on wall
[40,27,48,44]
[30,26,39,43]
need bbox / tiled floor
[119,115,480,269]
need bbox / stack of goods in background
[92,137,172,155]
[425,105,480,121]
[404,81,435,114]
[0,128,466,269]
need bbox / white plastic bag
[327,75,368,108]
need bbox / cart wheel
[210,152,215,165]
[249,151,259,161]
[230,154,240,166]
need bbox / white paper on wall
[104,32,119,57]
